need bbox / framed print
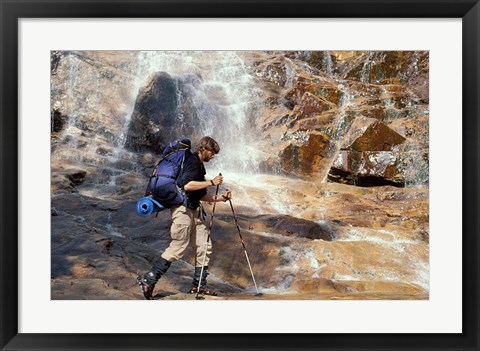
[1,0,479,350]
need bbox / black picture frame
[1,1,478,350]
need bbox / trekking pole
[195,173,221,300]
[227,195,262,297]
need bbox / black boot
[189,266,217,296]
[137,257,171,300]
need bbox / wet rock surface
[50,51,429,300]
[243,51,429,186]
[51,174,428,300]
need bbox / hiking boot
[192,266,210,287]
[136,257,172,300]
[189,286,218,296]
[136,276,154,300]
[190,267,217,296]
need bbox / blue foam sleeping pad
[136,196,165,217]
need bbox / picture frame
[1,0,478,350]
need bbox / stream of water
[131,51,262,174]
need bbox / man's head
[196,136,220,162]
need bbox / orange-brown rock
[291,92,332,119]
[280,131,333,176]
[342,117,406,152]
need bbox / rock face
[51,51,138,142]
[242,51,429,186]
[50,50,429,300]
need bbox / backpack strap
[152,146,190,177]
[175,148,192,186]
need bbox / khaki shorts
[161,205,212,267]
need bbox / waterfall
[62,54,83,143]
[131,51,261,175]
[324,51,334,77]
[360,52,373,83]
[321,82,356,183]
[332,82,355,141]
[380,86,396,109]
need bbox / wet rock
[292,92,331,119]
[114,173,145,195]
[337,51,428,90]
[95,146,114,156]
[280,131,333,176]
[51,109,67,133]
[329,150,404,187]
[242,50,428,186]
[326,117,409,186]
[51,278,137,300]
[252,56,289,87]
[124,71,222,153]
[51,164,88,193]
[242,214,336,241]
[342,117,406,152]
[286,81,341,108]
[295,51,339,76]
[125,72,179,153]
[50,51,136,144]
[67,170,87,186]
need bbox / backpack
[145,138,191,208]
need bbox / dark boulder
[125,72,199,153]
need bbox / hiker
[137,136,232,300]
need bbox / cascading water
[129,51,262,175]
[321,81,356,183]
[54,53,88,152]
[331,82,355,141]
[323,51,335,77]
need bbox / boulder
[342,117,406,152]
[124,71,231,154]
[125,72,184,153]
[329,150,404,187]
[280,131,333,176]
[327,117,407,187]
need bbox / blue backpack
[145,138,191,208]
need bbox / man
[137,136,232,300]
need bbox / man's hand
[222,191,232,202]
[211,175,223,186]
